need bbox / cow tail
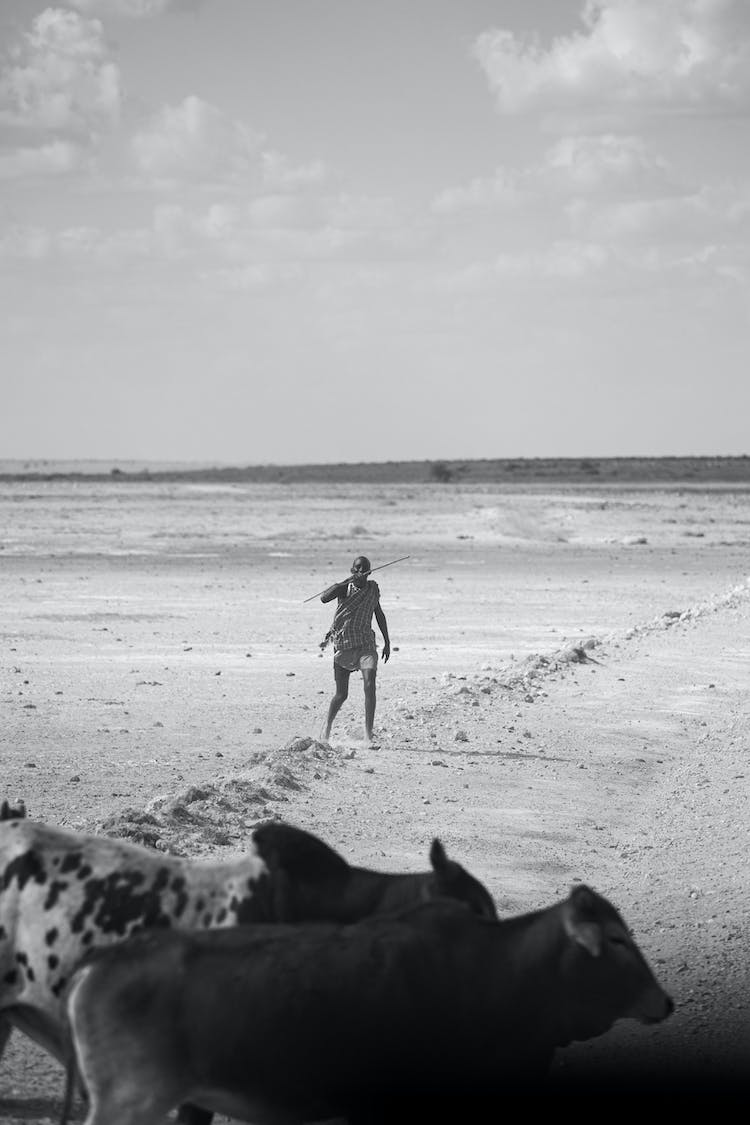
[58,1050,77,1125]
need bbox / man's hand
[382,641,391,664]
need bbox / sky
[1,0,749,464]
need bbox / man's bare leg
[362,668,377,742]
[324,664,350,741]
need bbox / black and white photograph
[1,0,750,1119]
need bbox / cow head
[0,798,27,821]
[559,884,674,1037]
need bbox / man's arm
[320,581,349,605]
[374,603,391,663]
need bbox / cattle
[253,820,497,924]
[0,814,496,1123]
[60,885,673,1125]
[0,798,26,822]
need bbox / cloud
[131,97,332,196]
[261,150,327,192]
[131,95,264,182]
[147,198,406,263]
[203,263,305,292]
[0,225,53,259]
[67,0,202,17]
[0,139,88,179]
[569,180,750,242]
[0,7,121,134]
[0,184,416,271]
[432,134,672,216]
[475,0,750,119]
[432,170,524,214]
[543,133,670,193]
[0,220,152,262]
[431,233,748,295]
[494,240,610,280]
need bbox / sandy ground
[1,478,750,1119]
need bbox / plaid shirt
[331,580,380,652]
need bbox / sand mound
[97,738,344,855]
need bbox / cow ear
[562,898,603,957]
[429,838,448,872]
[571,921,603,957]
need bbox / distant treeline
[3,456,750,485]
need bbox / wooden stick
[303,556,410,603]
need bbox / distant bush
[429,461,453,483]
[579,459,600,474]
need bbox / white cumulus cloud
[543,134,671,193]
[432,134,671,217]
[475,0,750,117]
[570,180,750,243]
[131,98,331,194]
[0,7,121,133]
[131,95,264,182]
[432,170,524,214]
[0,139,87,179]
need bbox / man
[320,556,390,745]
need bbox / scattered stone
[284,736,315,753]
[204,828,231,846]
[273,767,302,791]
[181,785,215,804]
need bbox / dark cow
[0,815,495,1124]
[254,820,497,923]
[61,885,673,1124]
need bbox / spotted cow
[0,812,496,1122]
[60,885,674,1124]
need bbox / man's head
[350,556,371,586]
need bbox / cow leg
[176,1104,214,1125]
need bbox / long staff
[303,555,410,603]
